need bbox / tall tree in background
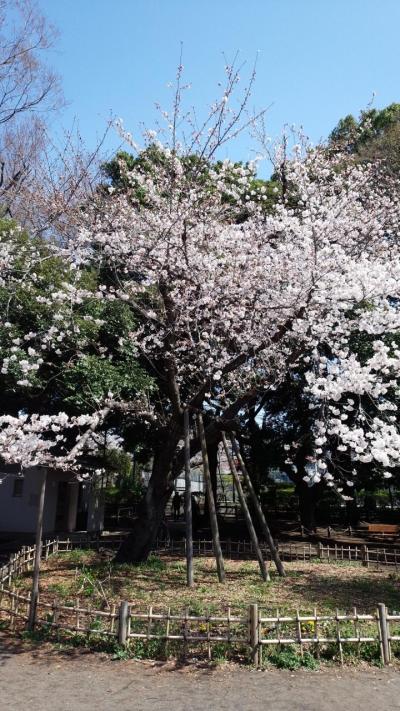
[0,0,107,238]
[0,0,60,208]
[329,103,400,175]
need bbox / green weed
[62,549,88,565]
[47,582,71,597]
[266,647,319,670]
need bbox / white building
[174,466,204,494]
[0,465,104,535]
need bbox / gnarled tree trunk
[296,479,323,532]
[115,427,181,563]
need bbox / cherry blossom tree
[64,139,400,560]
[1,63,400,561]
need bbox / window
[12,478,24,498]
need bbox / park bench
[367,523,400,536]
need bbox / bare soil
[14,551,400,614]
[1,635,400,711]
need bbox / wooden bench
[367,523,400,535]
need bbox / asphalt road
[1,641,400,711]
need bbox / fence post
[118,601,129,646]
[317,542,323,559]
[249,603,260,667]
[52,597,59,627]
[361,545,369,568]
[27,467,47,631]
[378,603,390,665]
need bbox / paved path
[1,641,400,710]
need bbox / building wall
[0,467,54,533]
[142,467,205,494]
[0,467,98,534]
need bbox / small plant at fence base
[266,647,320,671]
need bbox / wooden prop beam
[231,434,285,577]
[184,409,194,587]
[222,433,269,581]
[197,413,225,583]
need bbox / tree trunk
[203,439,219,523]
[115,429,180,563]
[345,487,360,526]
[296,480,322,532]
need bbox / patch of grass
[211,641,233,663]
[47,582,72,597]
[62,549,89,565]
[136,555,167,572]
[127,637,168,660]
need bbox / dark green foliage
[0,218,152,414]
[102,147,281,217]
[329,103,400,175]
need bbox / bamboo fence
[1,538,400,666]
[51,535,400,568]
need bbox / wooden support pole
[222,433,269,582]
[231,434,285,577]
[27,467,47,631]
[197,413,225,583]
[184,409,194,587]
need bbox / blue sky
[40,0,400,176]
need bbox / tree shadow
[0,630,110,668]
[273,567,400,611]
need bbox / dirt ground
[15,551,400,614]
[1,638,400,711]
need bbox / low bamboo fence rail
[1,538,400,666]
[152,538,400,568]
[54,535,400,568]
